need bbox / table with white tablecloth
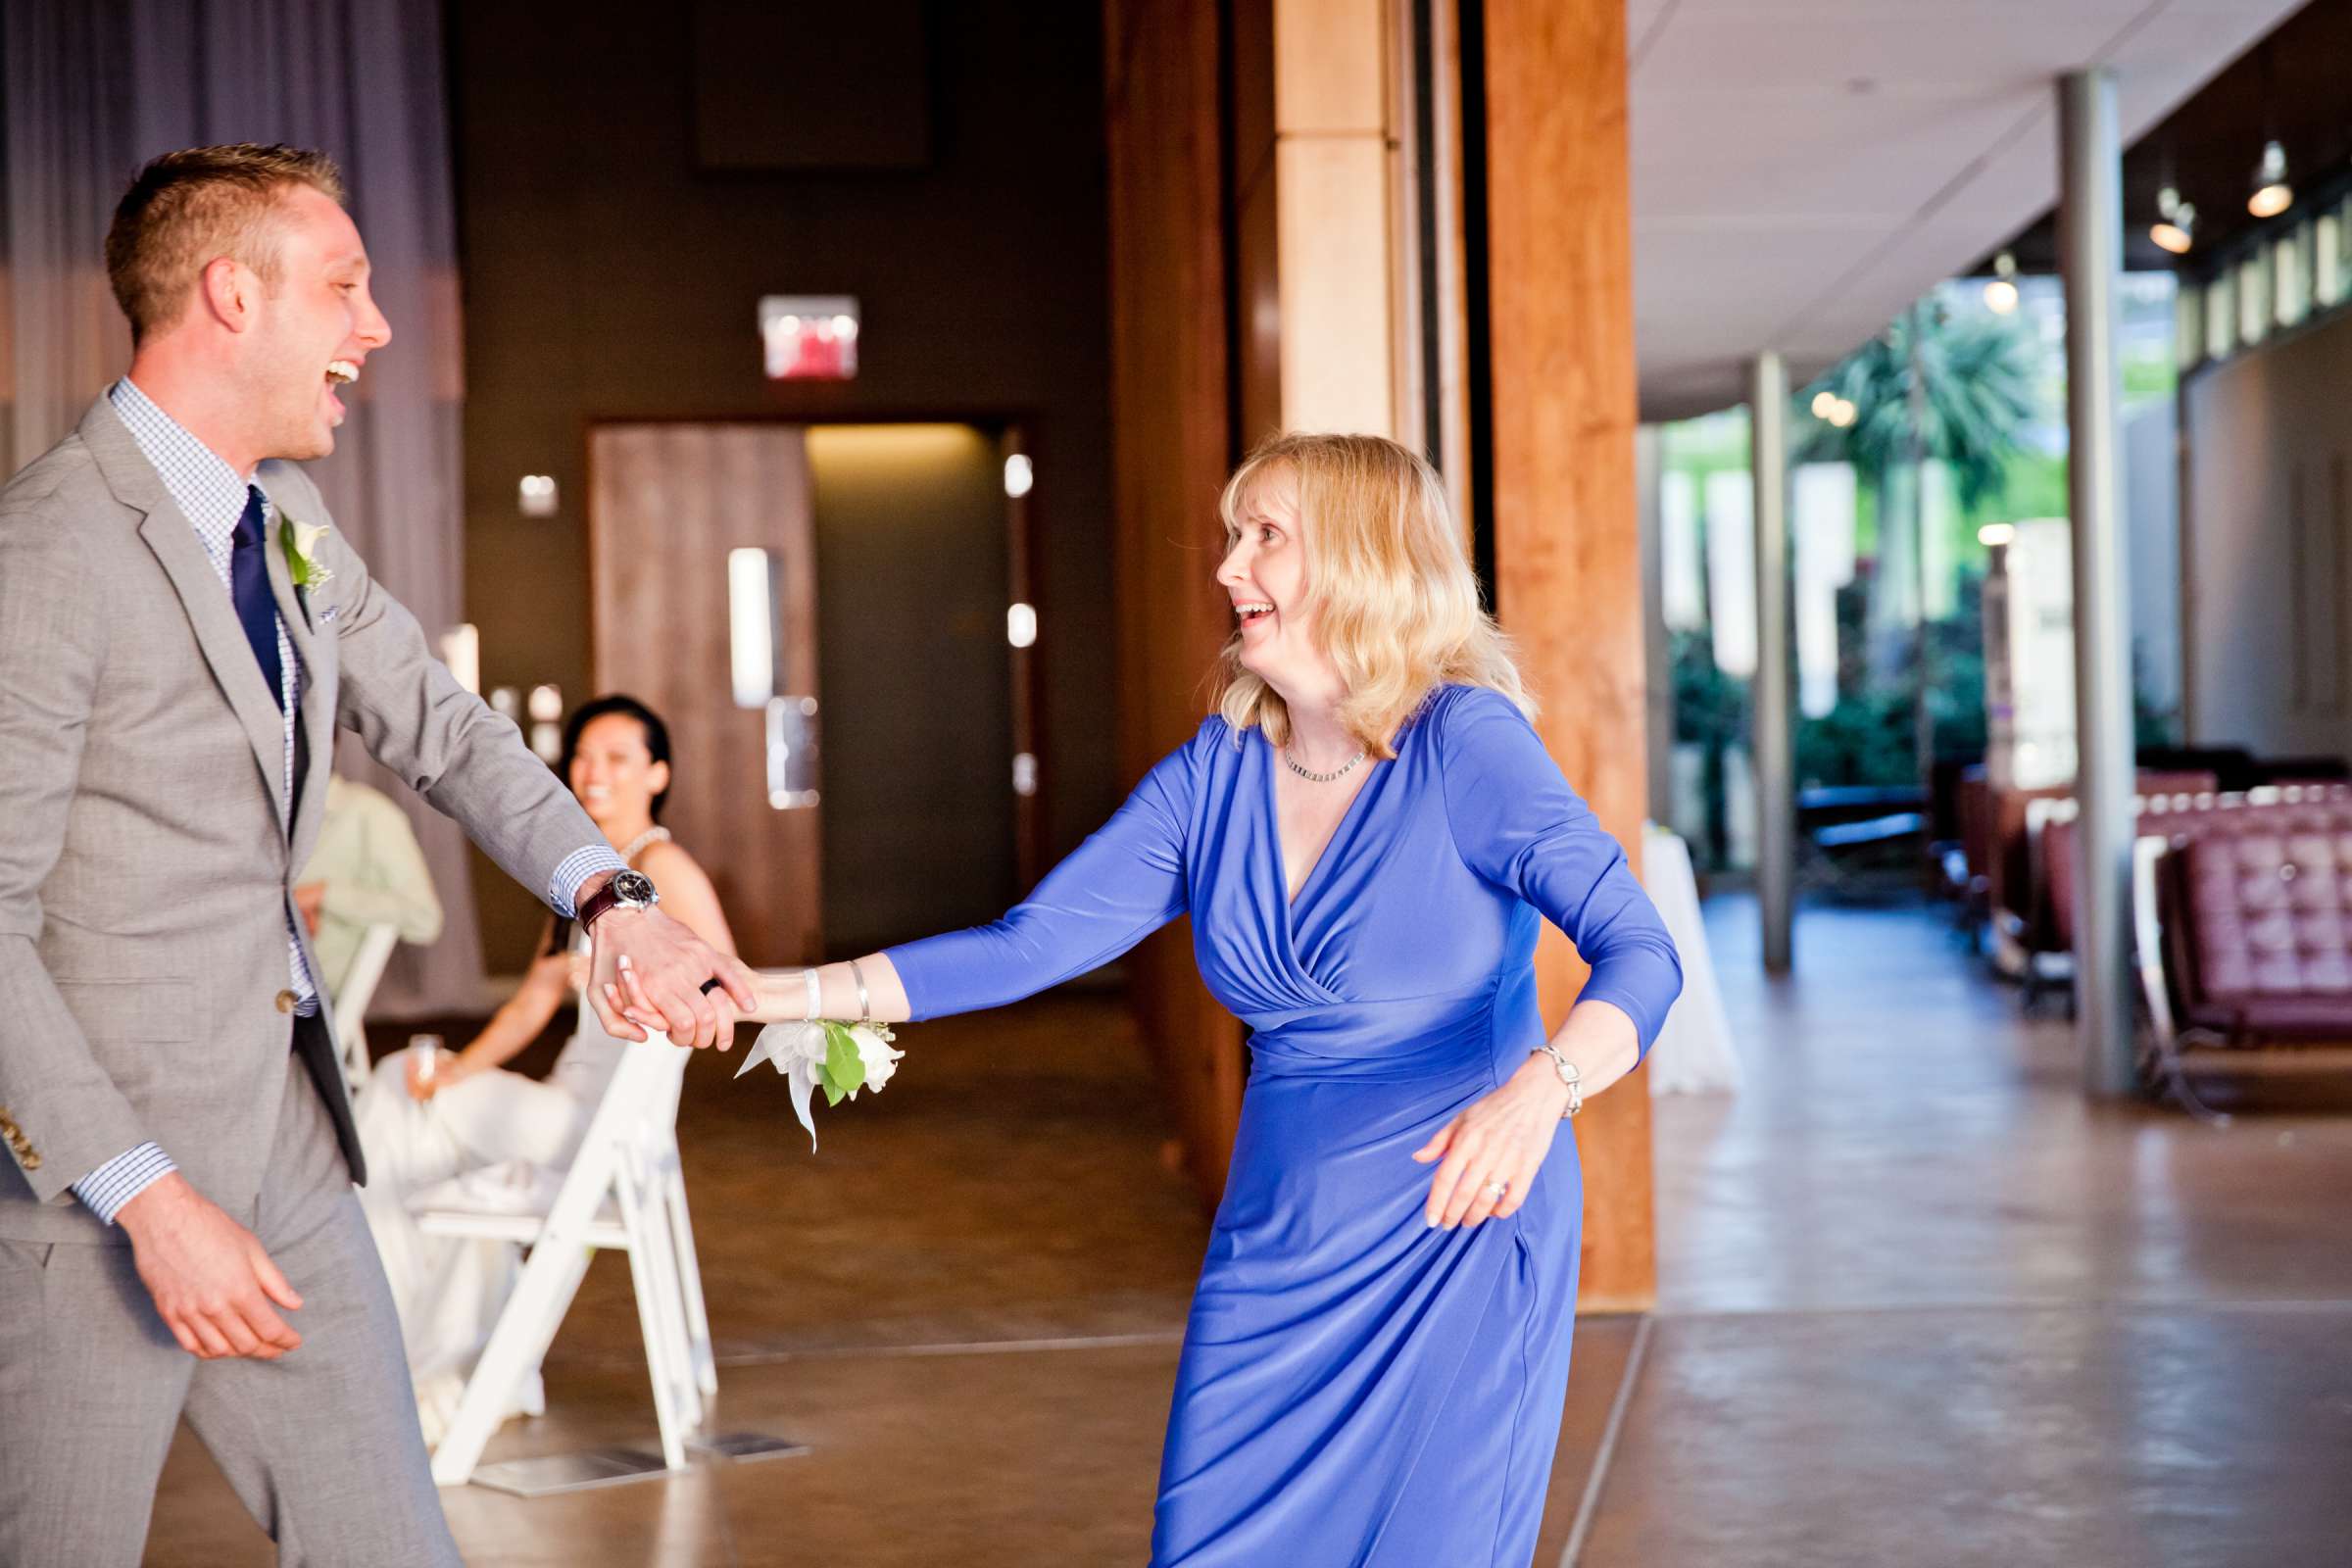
[1639,824,1740,1095]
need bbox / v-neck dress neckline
[1260,729,1383,918]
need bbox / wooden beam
[1105,0,1250,1204]
[1480,0,1656,1311]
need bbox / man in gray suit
[0,144,757,1565]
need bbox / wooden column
[1104,0,1250,1204]
[1481,0,1656,1310]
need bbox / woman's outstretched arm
[688,722,1219,1030]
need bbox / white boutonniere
[734,1019,904,1150]
[279,515,335,593]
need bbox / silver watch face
[611,869,659,908]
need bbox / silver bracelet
[803,966,822,1020]
[849,957,871,1023]
[1534,1043,1584,1119]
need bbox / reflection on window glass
[2205,272,2236,362]
[2238,250,2270,346]
[2174,284,2203,371]
[2275,227,2310,326]
[2328,205,2352,310]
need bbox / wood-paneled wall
[1105,0,1250,1204]
[1481,0,1657,1310]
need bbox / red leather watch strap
[577,878,626,932]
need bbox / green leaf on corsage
[820,1021,865,1105]
[278,514,335,592]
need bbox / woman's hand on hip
[1411,1054,1570,1230]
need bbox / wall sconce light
[518,474,559,517]
[729,548,778,710]
[1004,454,1034,498]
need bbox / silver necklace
[1283,746,1365,784]
[616,824,672,863]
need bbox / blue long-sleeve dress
[886,683,1683,1567]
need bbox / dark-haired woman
[355,695,734,1443]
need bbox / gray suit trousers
[0,1045,460,1567]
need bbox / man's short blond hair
[105,143,346,343]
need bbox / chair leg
[634,1166,704,1430]
[2145,1029,2233,1127]
[430,1231,597,1486]
[663,1156,718,1398]
[614,1160,693,1470]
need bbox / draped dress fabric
[886,685,1683,1567]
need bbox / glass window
[2318,214,2346,311]
[2174,282,2204,370]
[2276,225,2311,326]
[2238,249,2271,345]
[2205,271,2236,361]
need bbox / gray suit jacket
[0,396,606,1244]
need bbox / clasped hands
[581,889,758,1052]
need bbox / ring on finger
[1482,1180,1508,1201]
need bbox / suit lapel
[258,473,339,866]
[79,397,290,838]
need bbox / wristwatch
[577,868,659,932]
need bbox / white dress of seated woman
[355,698,736,1444]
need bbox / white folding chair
[332,922,401,1102]
[417,1031,710,1486]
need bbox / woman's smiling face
[1218,468,1325,693]
[567,712,668,831]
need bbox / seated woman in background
[356,693,734,1443]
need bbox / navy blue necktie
[229,488,286,711]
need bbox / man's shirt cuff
[73,1143,176,1225]
[550,845,631,917]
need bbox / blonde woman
[643,434,1682,1565]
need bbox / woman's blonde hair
[1214,432,1533,756]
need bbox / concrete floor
[144,900,2352,1565]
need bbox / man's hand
[116,1173,304,1360]
[293,881,326,937]
[583,900,757,1052]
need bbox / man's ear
[197,256,258,332]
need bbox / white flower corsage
[280,515,335,592]
[735,1019,903,1150]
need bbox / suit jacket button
[275,990,298,1014]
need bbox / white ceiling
[1629,0,2309,419]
